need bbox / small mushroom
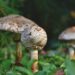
[58,26,75,60]
[0,14,47,72]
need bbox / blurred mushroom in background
[58,26,75,60]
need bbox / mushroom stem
[31,50,38,72]
[69,48,75,60]
[16,42,22,64]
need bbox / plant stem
[16,42,22,64]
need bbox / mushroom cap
[0,14,36,33]
[58,26,75,40]
[0,14,47,50]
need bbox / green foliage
[0,0,19,16]
[65,57,75,75]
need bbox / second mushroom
[58,26,75,60]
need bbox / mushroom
[58,26,75,60]
[0,14,47,72]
